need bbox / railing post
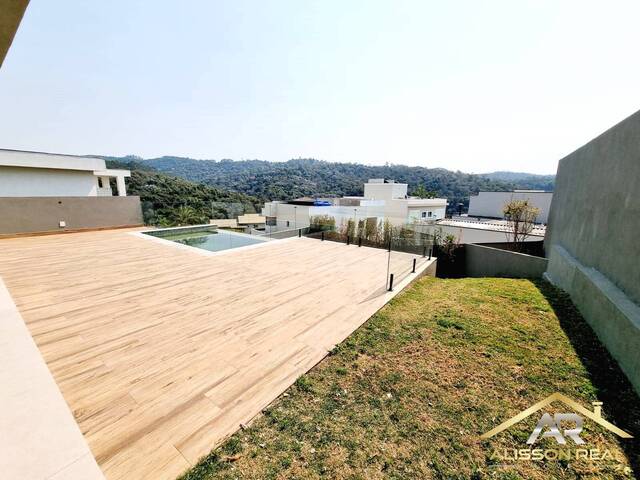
[388,239,391,252]
[347,235,350,246]
[358,237,362,247]
[423,245,427,258]
[388,273,394,291]
[321,231,325,241]
[412,258,416,273]
[298,228,301,238]
[428,248,432,260]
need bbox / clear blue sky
[1,0,639,174]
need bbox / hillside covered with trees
[104,158,259,225]
[481,171,555,191]
[103,156,555,217]
[132,156,554,213]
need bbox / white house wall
[468,192,553,223]
[0,166,99,197]
[270,204,312,229]
[429,224,544,244]
[407,205,446,222]
[363,182,408,201]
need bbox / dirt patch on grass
[179,277,639,480]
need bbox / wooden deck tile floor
[0,228,432,479]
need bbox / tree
[433,227,460,260]
[364,217,378,241]
[503,200,541,249]
[412,185,438,199]
[174,206,202,226]
[381,219,394,245]
[345,218,356,238]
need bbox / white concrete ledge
[0,278,104,480]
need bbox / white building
[361,179,447,223]
[0,149,131,197]
[262,199,381,230]
[261,179,447,230]
[468,190,553,224]
[429,217,546,244]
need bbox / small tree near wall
[503,200,540,250]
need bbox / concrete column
[100,177,111,194]
[115,175,127,196]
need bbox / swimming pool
[144,226,268,253]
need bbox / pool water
[146,228,267,252]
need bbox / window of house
[97,178,103,188]
[286,220,290,227]
[428,211,433,218]
[421,211,427,218]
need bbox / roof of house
[0,149,130,177]
[0,149,107,172]
[471,190,553,195]
[437,217,546,236]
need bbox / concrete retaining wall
[465,243,548,278]
[544,109,640,395]
[545,246,640,393]
[0,196,143,236]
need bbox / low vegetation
[180,277,639,480]
[308,215,431,255]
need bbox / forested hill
[137,156,554,210]
[481,171,555,190]
[102,156,554,214]
[103,158,259,225]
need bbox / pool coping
[130,226,298,257]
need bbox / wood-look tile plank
[0,229,428,479]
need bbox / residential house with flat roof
[0,149,143,236]
[261,179,448,230]
[0,148,130,197]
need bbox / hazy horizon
[1,1,639,174]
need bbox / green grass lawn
[179,277,639,480]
